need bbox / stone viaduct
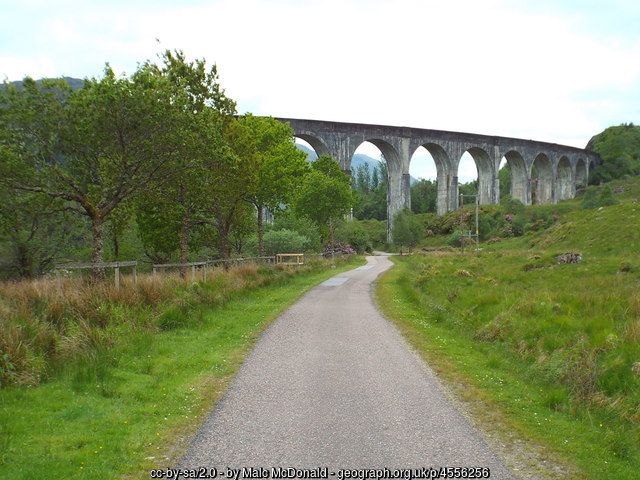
[277,117,600,234]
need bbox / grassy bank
[375,186,640,479]
[0,256,363,479]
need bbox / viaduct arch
[276,118,601,238]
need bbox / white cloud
[2,0,639,152]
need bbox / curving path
[180,255,515,478]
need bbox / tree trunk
[329,217,335,247]
[91,215,106,280]
[329,217,335,261]
[220,228,231,260]
[113,233,120,260]
[256,204,265,257]
[179,215,189,279]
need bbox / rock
[556,253,582,264]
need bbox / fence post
[203,264,207,281]
[132,265,137,285]
[191,265,196,282]
[115,266,120,289]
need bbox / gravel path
[179,255,515,478]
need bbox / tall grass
[0,255,363,479]
[0,259,329,388]
[377,185,640,477]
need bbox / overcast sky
[2,0,639,181]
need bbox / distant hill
[1,76,84,91]
[295,143,383,172]
[295,142,419,183]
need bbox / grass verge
[376,254,639,480]
[0,256,363,479]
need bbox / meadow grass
[376,187,640,479]
[0,256,363,479]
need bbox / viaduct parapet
[276,117,600,238]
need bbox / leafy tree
[294,155,354,246]
[498,163,511,199]
[198,118,260,260]
[236,115,308,256]
[335,221,371,253]
[459,180,478,197]
[0,61,196,278]
[354,163,372,194]
[353,160,388,220]
[134,50,238,274]
[135,200,180,264]
[392,208,422,254]
[410,179,437,213]
[271,211,321,252]
[0,191,87,278]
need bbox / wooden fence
[152,256,278,281]
[54,254,318,287]
[54,261,137,289]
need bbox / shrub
[599,184,619,206]
[335,221,371,253]
[392,209,422,253]
[501,196,526,215]
[323,242,356,255]
[262,229,310,255]
[581,187,599,209]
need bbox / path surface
[180,256,515,478]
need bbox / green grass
[0,256,363,479]
[375,181,640,479]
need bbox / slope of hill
[587,123,640,184]
[376,177,640,479]
[1,76,84,90]
[295,142,383,172]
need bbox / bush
[392,209,422,253]
[335,221,371,253]
[270,212,321,251]
[323,242,356,255]
[581,187,599,209]
[501,196,526,215]
[599,184,619,206]
[447,232,462,247]
[262,229,310,255]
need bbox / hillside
[376,177,640,479]
[295,142,382,172]
[587,123,640,184]
[1,76,84,90]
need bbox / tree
[134,51,237,275]
[0,50,235,278]
[0,190,87,278]
[200,118,260,260]
[498,163,511,199]
[353,160,388,220]
[294,155,354,247]
[236,115,308,256]
[355,163,372,194]
[410,179,437,213]
[0,69,182,278]
[392,208,422,254]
